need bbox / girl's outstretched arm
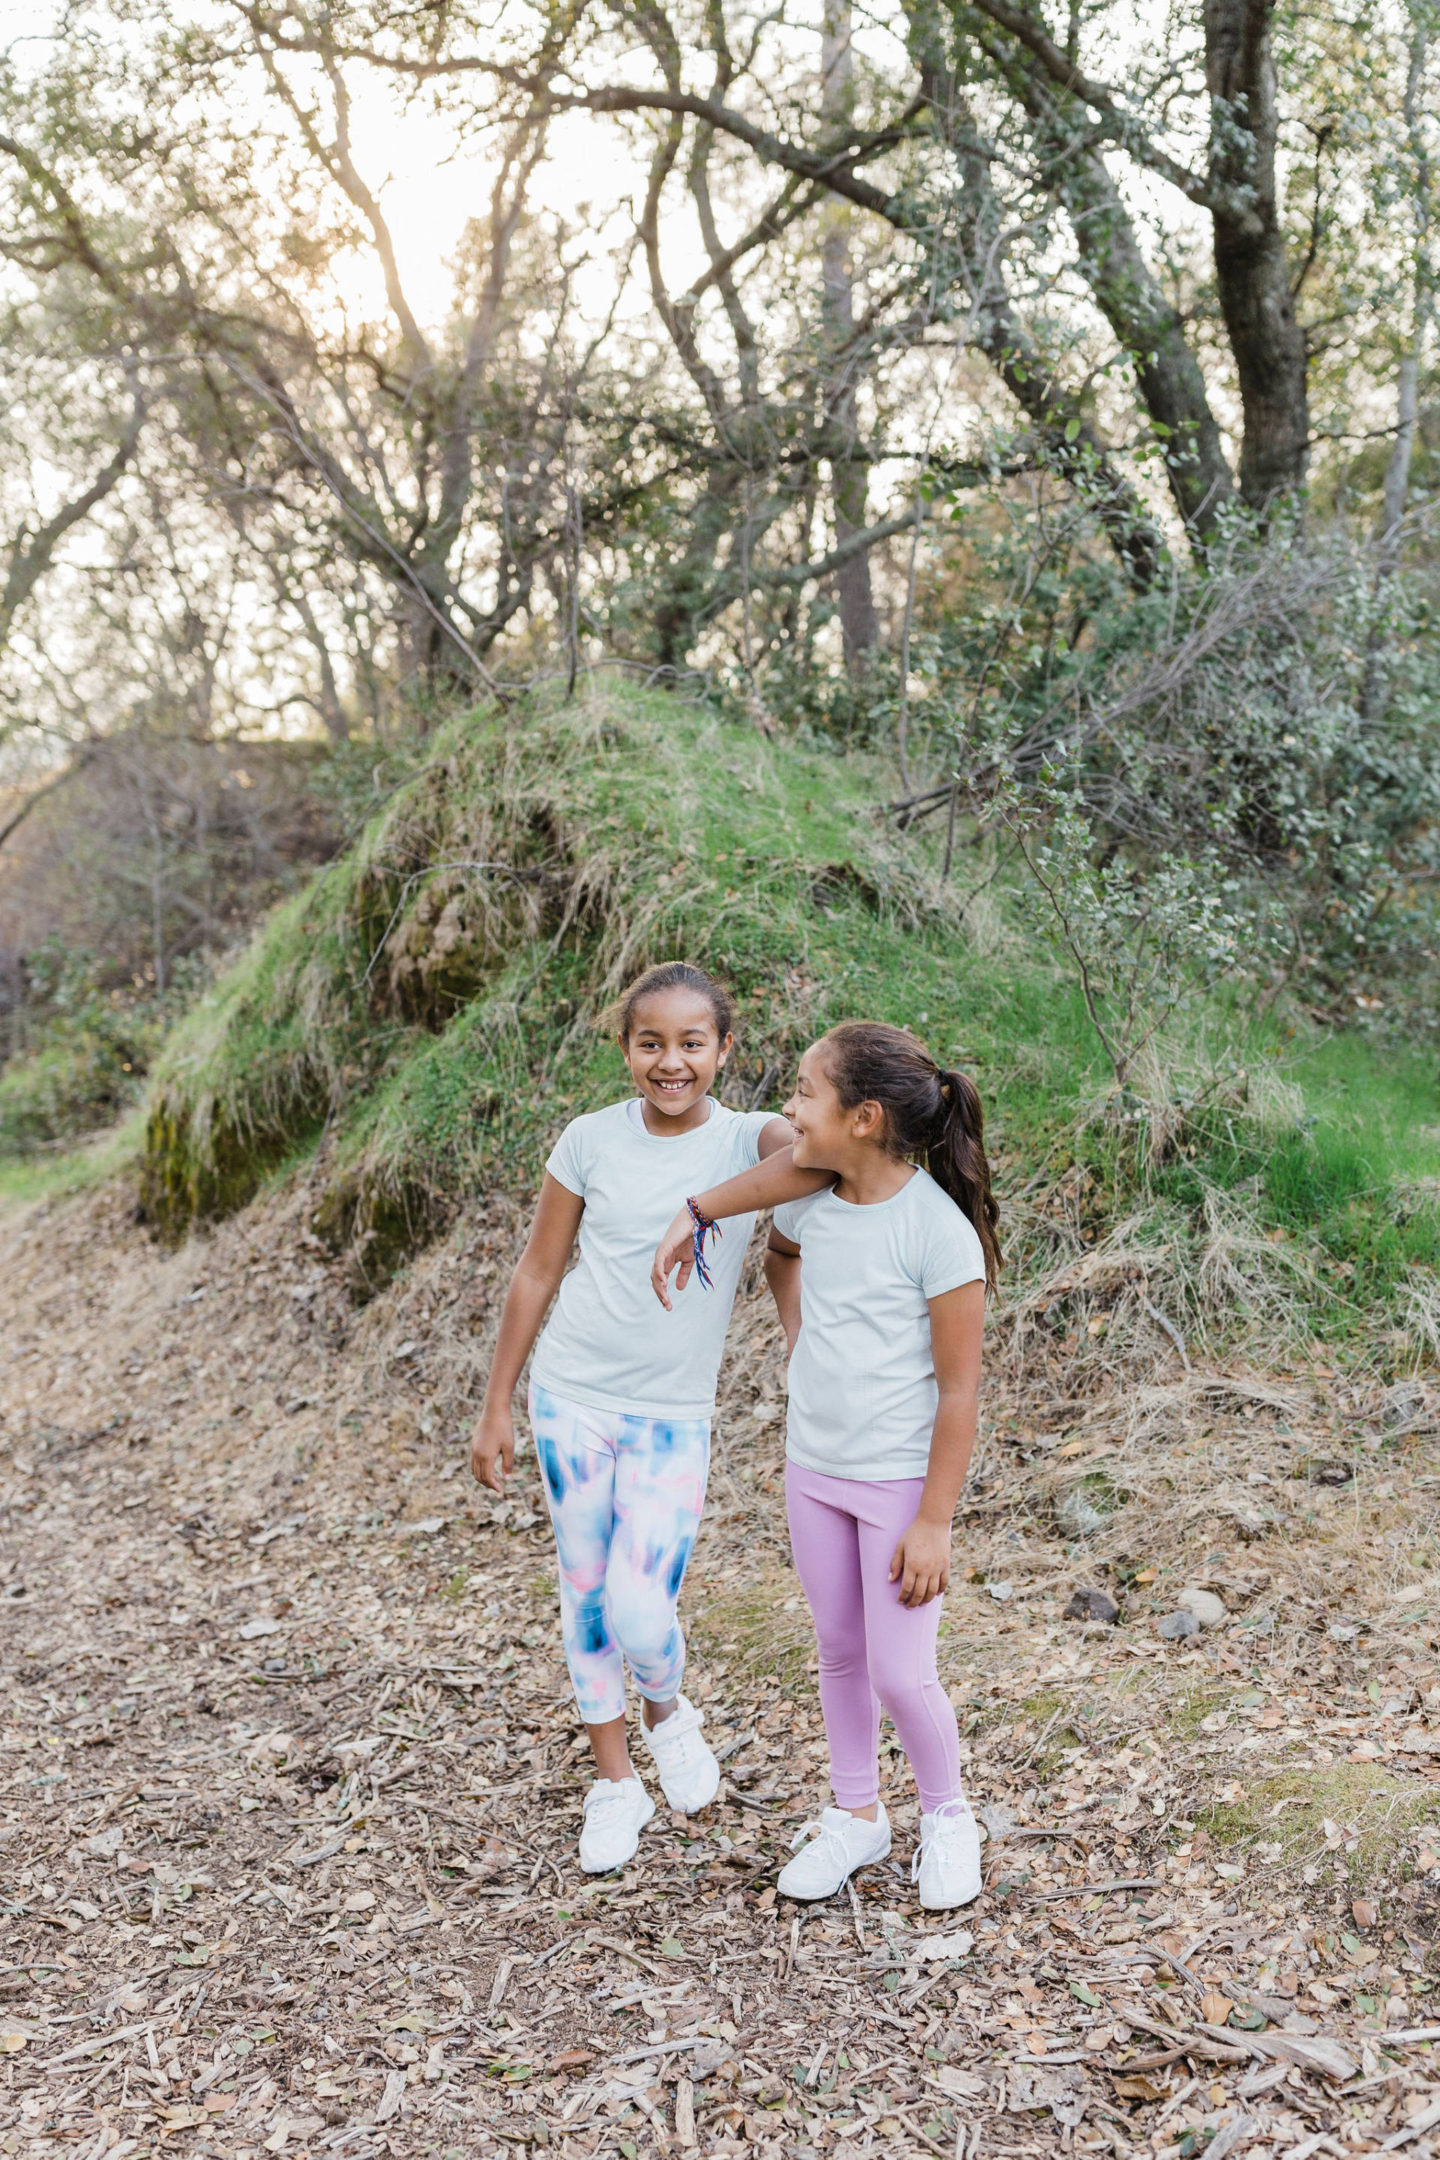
[471,1174,585,1492]
[889,1280,985,1607]
[651,1136,831,1309]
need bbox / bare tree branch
[0,385,145,651]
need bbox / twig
[1032,1876,1160,1900]
[1142,1300,1191,1370]
[1017,1705,1068,1766]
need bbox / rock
[977,1803,1016,1842]
[1178,1586,1228,1629]
[1156,1609,1201,1641]
[986,1580,1014,1603]
[1064,1587,1119,1624]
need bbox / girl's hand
[470,1407,514,1493]
[651,1207,695,1310]
[889,1517,952,1607]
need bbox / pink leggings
[786,1462,965,1815]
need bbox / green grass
[1198,1763,1440,1891]
[1148,1028,1440,1323]
[134,681,1102,1278]
[0,1109,146,1206]
[3,678,1438,1355]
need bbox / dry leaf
[1111,2073,1168,2103]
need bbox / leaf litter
[0,1181,1438,2158]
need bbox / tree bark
[1361,16,1432,722]
[820,0,879,674]
[0,387,144,652]
[1009,83,1235,536]
[1203,0,1309,509]
[908,9,1165,585]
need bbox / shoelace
[585,1783,638,1824]
[650,1713,705,1766]
[788,1818,851,1866]
[910,1801,974,1879]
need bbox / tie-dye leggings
[529,1382,711,1725]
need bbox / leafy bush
[0,945,167,1151]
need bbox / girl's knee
[816,1642,871,1686]
[608,1595,681,1672]
[569,1589,612,1659]
[868,1663,942,1724]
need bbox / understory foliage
[134,683,1440,1371]
[888,524,1440,1029]
[3,0,1440,1250]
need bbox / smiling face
[620,988,732,1130]
[783,1041,883,1169]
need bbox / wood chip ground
[1,1181,1439,2160]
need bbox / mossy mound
[138,685,973,1284]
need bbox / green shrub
[0,947,166,1152]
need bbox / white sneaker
[640,1695,721,1814]
[578,1777,655,1873]
[776,1804,891,1900]
[912,1799,982,1909]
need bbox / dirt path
[2,1181,1440,2160]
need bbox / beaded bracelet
[686,1196,722,1290]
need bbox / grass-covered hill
[109,682,1440,1359]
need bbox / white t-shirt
[531,1097,776,1419]
[773,1168,985,1479]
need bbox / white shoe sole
[918,1875,981,1910]
[777,1833,891,1901]
[579,1789,655,1873]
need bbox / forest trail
[2,1180,1439,2160]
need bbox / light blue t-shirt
[774,1168,985,1479]
[532,1097,774,1419]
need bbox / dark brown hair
[616,961,735,1043]
[818,1020,1002,1289]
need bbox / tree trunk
[1203,0,1309,510]
[820,0,879,675]
[1360,17,1431,722]
[1019,93,1235,538]
[908,8,1164,586]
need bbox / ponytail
[819,1022,1002,1290]
[935,1066,1002,1292]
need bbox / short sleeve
[917,1194,986,1298]
[544,1119,589,1198]
[772,1197,808,1244]
[740,1108,784,1169]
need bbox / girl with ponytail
[652,1021,1000,1910]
